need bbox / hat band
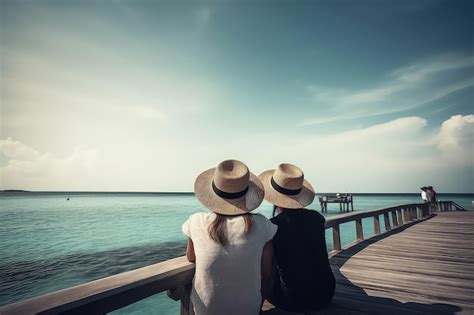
[271,177,302,195]
[212,181,249,199]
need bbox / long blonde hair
[208,213,253,246]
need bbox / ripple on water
[0,241,186,306]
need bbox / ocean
[0,192,472,314]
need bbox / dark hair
[273,205,303,217]
[208,213,253,246]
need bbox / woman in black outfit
[258,163,335,312]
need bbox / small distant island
[0,190,31,193]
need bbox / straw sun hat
[258,163,315,209]
[194,160,264,215]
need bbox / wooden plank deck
[263,211,474,315]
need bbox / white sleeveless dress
[182,212,277,315]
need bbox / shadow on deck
[263,211,474,315]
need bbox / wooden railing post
[356,219,363,241]
[373,215,381,235]
[180,285,194,315]
[383,213,391,231]
[391,210,398,227]
[168,285,194,315]
[416,206,422,219]
[397,208,403,224]
[332,224,341,252]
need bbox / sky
[0,0,473,193]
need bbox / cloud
[0,138,41,161]
[323,116,427,143]
[296,117,430,171]
[392,55,474,83]
[1,115,472,192]
[222,115,472,193]
[301,55,474,126]
[0,138,98,190]
[435,114,474,166]
[437,114,474,151]
[131,106,168,123]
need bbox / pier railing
[0,201,466,315]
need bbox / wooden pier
[0,201,472,315]
[319,194,354,213]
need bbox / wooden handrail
[0,256,195,315]
[324,203,421,227]
[0,201,465,315]
[325,203,428,255]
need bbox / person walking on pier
[420,186,429,203]
[182,160,277,315]
[420,186,430,214]
[259,163,335,312]
[427,185,439,212]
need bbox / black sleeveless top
[270,208,335,309]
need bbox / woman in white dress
[182,159,277,315]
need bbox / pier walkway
[1,201,472,315]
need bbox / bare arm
[261,240,273,306]
[186,238,196,262]
[168,238,194,301]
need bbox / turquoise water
[0,192,472,314]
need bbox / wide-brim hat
[258,163,315,209]
[194,159,264,215]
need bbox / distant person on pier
[425,186,433,202]
[420,186,429,203]
[427,186,439,211]
[258,163,335,312]
[182,160,277,315]
[428,186,438,202]
[420,186,430,214]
